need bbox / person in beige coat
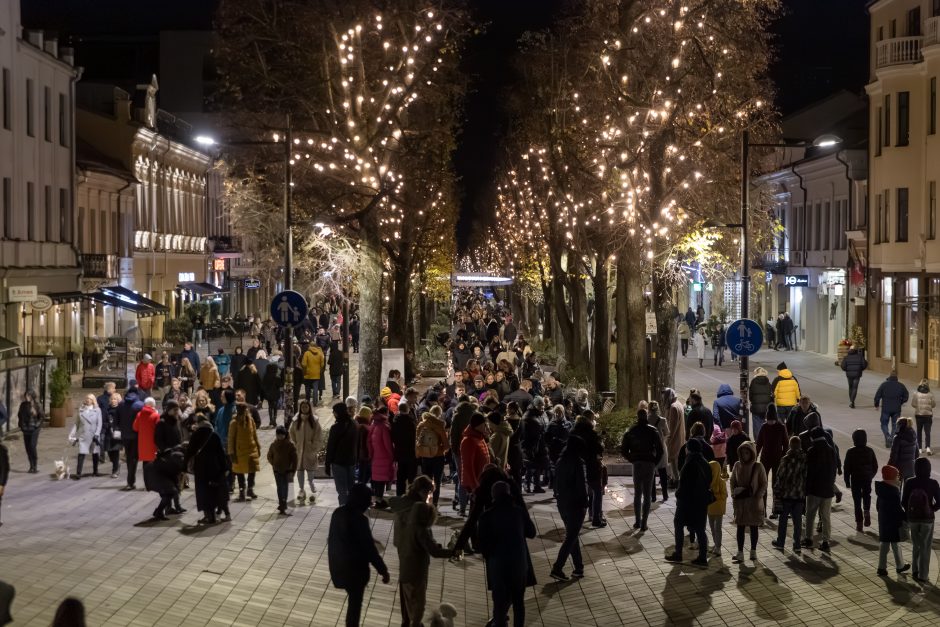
[289,399,324,503]
[730,441,767,563]
[663,388,686,486]
[228,402,261,502]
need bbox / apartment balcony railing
[875,36,923,69]
[925,16,940,46]
[81,253,119,279]
[752,250,788,273]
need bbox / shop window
[882,277,893,359]
[902,278,919,365]
[898,92,910,146]
[897,188,909,242]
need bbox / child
[843,429,879,531]
[725,420,749,470]
[400,502,454,625]
[267,425,298,515]
[144,445,185,521]
[875,465,910,577]
[707,459,728,555]
[0,440,8,527]
[710,422,727,474]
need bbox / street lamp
[194,135,217,147]
[738,131,842,432]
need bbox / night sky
[24,0,870,253]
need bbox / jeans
[236,472,256,493]
[736,525,758,552]
[878,541,905,571]
[356,460,371,485]
[708,515,723,551]
[22,429,39,470]
[847,377,860,404]
[492,584,526,627]
[296,468,315,492]
[649,467,668,501]
[632,461,655,525]
[332,464,356,506]
[805,495,831,542]
[714,347,724,366]
[589,482,604,522]
[777,498,804,547]
[751,412,765,440]
[553,506,586,571]
[330,372,341,397]
[395,459,417,496]
[674,509,707,560]
[915,416,933,449]
[680,339,689,356]
[419,456,446,505]
[880,410,900,444]
[123,439,139,487]
[344,582,366,627]
[851,481,872,521]
[303,378,320,405]
[910,521,934,579]
[274,471,289,506]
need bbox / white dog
[53,458,69,480]
[428,603,457,627]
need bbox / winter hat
[470,412,487,428]
[777,362,788,371]
[881,465,900,484]
[730,420,743,432]
[275,425,288,436]
[129,378,138,388]
[380,387,393,399]
[803,412,820,430]
[473,374,484,383]
[754,367,767,377]
[361,395,373,405]
[143,353,152,361]
[430,405,443,418]
[491,480,511,500]
[358,406,373,420]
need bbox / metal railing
[81,253,118,279]
[876,36,923,69]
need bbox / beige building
[866,0,940,381]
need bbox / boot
[856,515,863,532]
[864,510,872,527]
[247,489,258,500]
[238,489,246,502]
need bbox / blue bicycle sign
[726,319,763,357]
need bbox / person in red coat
[460,412,492,493]
[133,397,161,468]
[135,354,156,398]
[367,408,395,509]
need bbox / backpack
[908,486,933,521]
[417,424,440,456]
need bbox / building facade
[0,2,82,356]
[866,0,940,381]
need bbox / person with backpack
[415,406,448,507]
[902,457,940,583]
[888,417,918,481]
[843,429,879,531]
[911,379,936,455]
[875,465,911,578]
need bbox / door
[929,317,940,382]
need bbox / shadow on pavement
[178,523,229,537]
[661,561,732,626]
[737,565,793,621]
[881,575,916,606]
[784,554,840,584]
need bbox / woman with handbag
[71,394,103,479]
[730,441,767,563]
[102,392,124,478]
[185,412,230,524]
[17,390,43,473]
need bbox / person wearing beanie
[875,371,910,447]
[842,429,879,530]
[725,420,750,471]
[756,404,789,519]
[460,413,491,494]
[620,409,663,531]
[325,402,360,506]
[772,436,808,553]
[665,436,711,566]
[748,366,773,437]
[267,424,298,514]
[875,464,911,577]
[488,409,513,471]
[804,426,837,552]
[771,362,801,425]
[910,379,936,455]
[840,344,868,408]
[902,457,940,582]
[380,386,401,415]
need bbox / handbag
[733,464,757,500]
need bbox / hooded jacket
[301,346,325,379]
[875,480,906,542]
[712,384,742,429]
[489,417,513,469]
[875,376,909,414]
[554,437,589,510]
[117,391,143,440]
[786,403,821,440]
[707,460,728,517]
[460,425,491,491]
[901,457,940,522]
[367,412,395,482]
[132,405,161,462]
[772,368,801,408]
[888,425,918,480]
[390,411,417,463]
[730,442,767,527]
[911,385,936,417]
[325,415,359,468]
[842,429,879,487]
[755,416,788,470]
[840,348,868,379]
[415,412,448,458]
[805,427,837,498]
[748,374,773,417]
[773,447,807,501]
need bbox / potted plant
[48,362,72,428]
[836,337,852,366]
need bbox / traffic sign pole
[727,317,763,435]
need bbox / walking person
[144,441,185,521]
[301,342,325,405]
[551,435,589,580]
[102,392,123,478]
[267,425,297,515]
[693,327,707,368]
[327,483,390,627]
[185,412,230,524]
[843,429,879,531]
[875,372,909,448]
[771,363,801,426]
[707,458,728,556]
[17,391,43,473]
[398,502,453,627]
[325,402,360,506]
[841,345,868,408]
[911,379,936,455]
[415,406,448,507]
[620,408,663,531]
[804,426,837,552]
[678,319,691,358]
[876,464,911,578]
[665,438,711,566]
[199,357,222,409]
[730,441,767,563]
[755,404,788,518]
[260,361,282,429]
[391,401,418,497]
[133,397,160,490]
[748,367,773,437]
[889,417,918,481]
[135,354,156,399]
[117,387,143,489]
[289,399,323,504]
[772,436,807,553]
[902,457,940,583]
[228,402,261,502]
[70,394,102,480]
[0,439,8,527]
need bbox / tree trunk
[592,257,610,391]
[652,270,678,394]
[615,254,647,408]
[567,271,591,373]
[552,274,573,363]
[387,261,412,348]
[540,280,553,341]
[356,215,384,399]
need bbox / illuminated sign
[213,259,226,271]
[178,272,196,282]
[785,275,809,287]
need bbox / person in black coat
[229,346,246,378]
[677,422,715,470]
[235,362,262,406]
[684,393,715,436]
[571,412,606,527]
[144,446,185,521]
[100,392,123,478]
[748,368,773,437]
[328,342,344,400]
[328,483,390,627]
[117,389,144,490]
[0,440,9,527]
[875,466,910,576]
[665,437,712,565]
[551,435,589,580]
[185,415,230,524]
[17,390,43,474]
[621,409,664,530]
[477,480,537,626]
[260,363,282,428]
[391,403,417,496]
[841,347,868,408]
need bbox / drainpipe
[835,150,853,343]
[791,161,808,349]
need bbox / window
[879,25,885,41]
[882,277,894,359]
[25,79,34,137]
[823,201,831,250]
[58,93,68,146]
[26,182,35,240]
[876,194,883,243]
[816,202,823,250]
[884,95,891,148]
[90,209,97,252]
[908,7,922,36]
[1,68,8,130]
[902,278,919,365]
[898,91,910,146]
[44,185,52,242]
[884,192,891,243]
[59,189,69,242]
[100,208,108,252]
[77,207,85,249]
[891,19,897,38]
[931,182,937,240]
[1,178,10,238]
[934,0,940,17]
[931,78,937,135]
[897,187,909,242]
[833,199,842,249]
[43,86,51,142]
[876,107,883,156]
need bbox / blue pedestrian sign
[726,318,763,357]
[271,290,308,328]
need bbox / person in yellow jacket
[301,344,325,405]
[771,362,801,423]
[707,459,728,556]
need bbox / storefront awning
[0,335,20,359]
[90,286,169,317]
[178,281,228,296]
[48,291,87,304]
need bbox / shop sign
[244,278,261,289]
[8,286,37,302]
[213,259,226,271]
[178,272,195,282]
[784,275,809,287]
[31,295,53,311]
[645,312,658,335]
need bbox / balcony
[81,254,118,279]
[926,16,940,46]
[752,250,788,274]
[876,36,923,69]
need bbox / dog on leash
[428,603,457,627]
[53,459,69,480]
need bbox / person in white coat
[71,394,102,479]
[693,328,707,368]
[289,399,324,503]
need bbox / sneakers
[571,569,585,579]
[550,569,569,581]
[877,568,888,576]
[110,473,119,479]
[928,447,933,456]
[771,540,785,551]
[801,538,813,548]
[297,490,306,503]
[749,550,757,561]
[897,564,911,574]
[691,557,709,567]
[732,551,744,563]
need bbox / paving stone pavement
[2,348,940,625]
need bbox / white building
[0,2,81,356]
